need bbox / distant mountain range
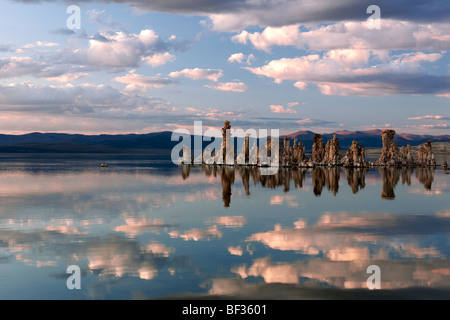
[284,129,450,150]
[0,131,177,154]
[0,129,448,153]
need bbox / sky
[0,0,449,135]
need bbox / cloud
[248,212,450,254]
[246,51,450,96]
[207,1,450,31]
[269,105,297,114]
[0,56,48,79]
[114,69,175,92]
[184,107,240,121]
[408,115,450,121]
[205,81,247,92]
[142,52,176,67]
[114,215,174,238]
[20,41,59,50]
[232,26,302,53]
[169,226,222,241]
[406,124,449,130]
[45,73,88,83]
[169,68,223,82]
[232,21,450,52]
[59,29,176,69]
[209,216,246,228]
[12,0,450,31]
[0,28,180,82]
[0,82,176,132]
[0,56,89,81]
[228,53,255,65]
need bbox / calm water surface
[0,154,449,299]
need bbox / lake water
[0,154,449,300]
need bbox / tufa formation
[179,122,439,168]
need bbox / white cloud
[169,68,224,82]
[205,81,247,92]
[65,29,176,68]
[246,50,449,96]
[232,21,450,52]
[228,53,256,65]
[142,52,176,67]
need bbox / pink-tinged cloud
[406,124,448,131]
[228,246,244,256]
[408,115,450,121]
[169,226,222,241]
[19,41,59,51]
[205,81,247,92]
[184,107,240,120]
[142,52,176,67]
[269,105,297,114]
[67,29,175,68]
[169,68,223,82]
[45,73,88,83]
[232,25,305,53]
[114,216,170,237]
[246,50,448,96]
[269,195,299,207]
[114,69,174,92]
[232,21,450,52]
[210,216,246,228]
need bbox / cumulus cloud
[61,29,176,68]
[228,53,255,65]
[246,51,450,96]
[169,68,224,82]
[232,21,450,52]
[231,18,450,97]
[0,28,180,84]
